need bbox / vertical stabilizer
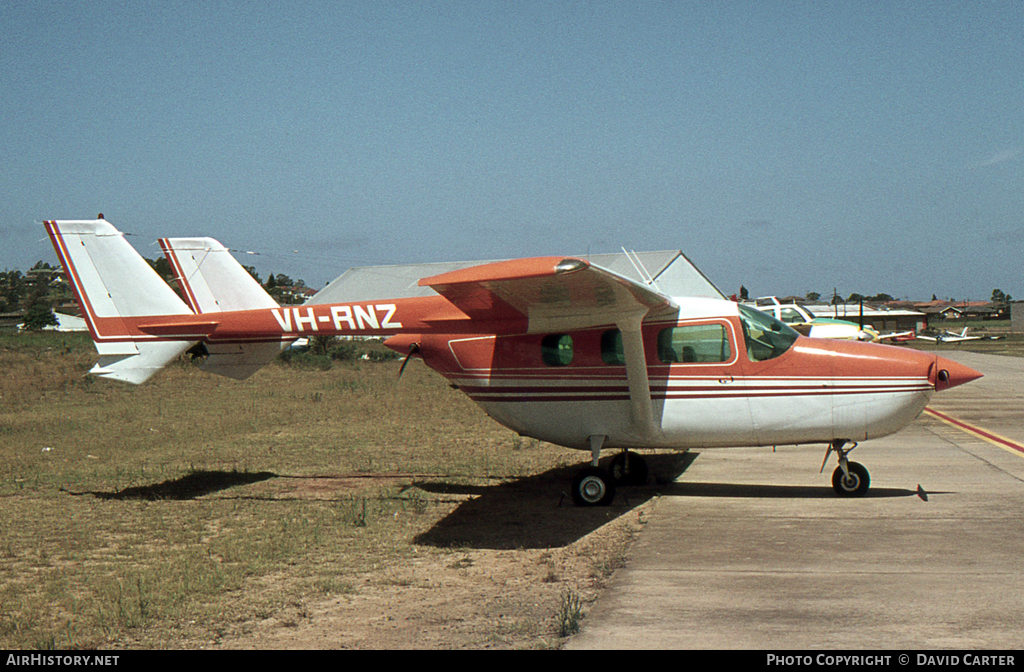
[44,219,196,384]
[159,236,287,380]
[158,237,278,313]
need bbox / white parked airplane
[916,327,1004,343]
[745,297,880,341]
[44,218,983,505]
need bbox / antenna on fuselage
[621,248,660,292]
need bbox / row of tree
[1,263,61,329]
[737,285,1013,307]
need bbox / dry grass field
[0,332,657,650]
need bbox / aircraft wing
[877,330,916,342]
[421,256,676,437]
[419,256,676,334]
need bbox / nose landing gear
[822,439,870,497]
[571,467,616,506]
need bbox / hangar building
[309,250,725,305]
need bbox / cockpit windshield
[738,304,800,362]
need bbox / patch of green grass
[557,587,584,637]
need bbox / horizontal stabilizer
[90,340,195,385]
[138,320,220,337]
[201,342,289,380]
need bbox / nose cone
[932,356,984,391]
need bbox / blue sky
[2,1,1021,300]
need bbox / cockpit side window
[738,304,799,362]
[657,323,732,363]
[541,334,574,366]
[779,307,804,324]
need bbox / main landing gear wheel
[609,451,648,486]
[832,461,870,497]
[572,467,616,507]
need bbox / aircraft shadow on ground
[659,481,919,499]
[67,469,276,501]
[413,451,919,551]
[63,456,919,547]
[413,452,697,551]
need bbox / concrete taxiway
[567,351,1024,649]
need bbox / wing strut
[617,311,660,440]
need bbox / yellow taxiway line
[924,407,1024,460]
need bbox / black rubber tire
[572,467,616,506]
[832,461,870,497]
[609,451,649,486]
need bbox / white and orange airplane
[45,218,983,506]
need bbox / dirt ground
[209,463,675,650]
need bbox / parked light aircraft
[915,327,1004,344]
[45,219,983,506]
[750,297,919,343]
[745,297,880,341]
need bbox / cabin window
[778,307,805,324]
[738,304,799,362]
[600,329,625,365]
[657,324,732,363]
[541,334,574,366]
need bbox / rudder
[45,218,196,384]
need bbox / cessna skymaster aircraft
[45,218,983,506]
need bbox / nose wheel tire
[832,461,870,497]
[572,467,616,506]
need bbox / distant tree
[805,291,821,302]
[931,294,938,301]
[21,285,58,330]
[739,285,749,301]
[243,265,262,284]
[266,273,277,289]
[991,289,1013,306]
[145,257,175,283]
[848,293,866,303]
[868,293,894,302]
[309,334,337,356]
[0,270,24,313]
